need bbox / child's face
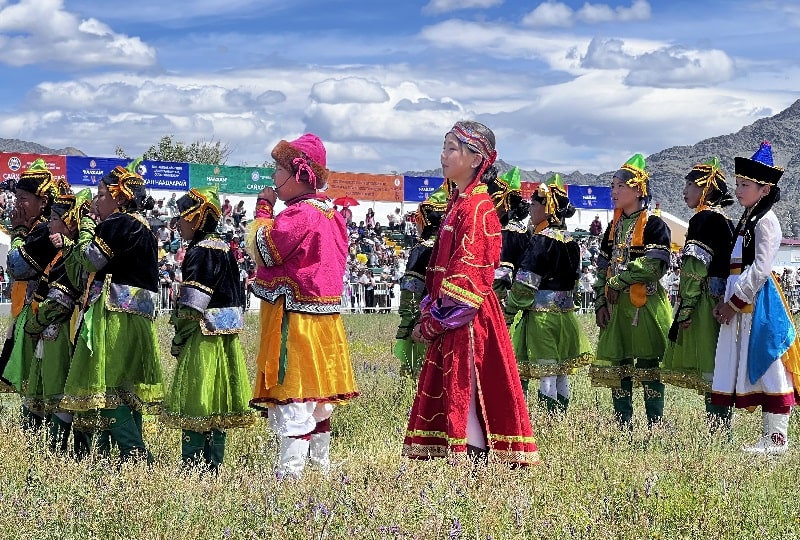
[96,182,121,220]
[440,133,479,185]
[49,213,76,238]
[529,198,547,225]
[611,177,642,214]
[683,181,702,209]
[735,176,770,209]
[177,215,197,241]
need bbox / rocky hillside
[411,99,800,237]
[0,138,85,156]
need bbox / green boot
[537,391,559,414]
[103,405,152,464]
[182,430,207,468]
[612,378,634,430]
[704,393,733,434]
[205,429,226,473]
[642,380,665,428]
[48,415,72,454]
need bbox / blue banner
[568,185,612,210]
[137,160,190,190]
[403,175,445,203]
[66,156,129,187]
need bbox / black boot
[537,391,560,414]
[48,415,72,454]
[556,394,570,414]
[21,404,45,433]
[182,430,207,469]
[205,429,226,473]
[642,380,665,428]
[612,378,634,430]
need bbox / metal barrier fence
[341,282,399,313]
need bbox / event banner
[0,152,67,184]
[567,185,613,209]
[325,172,403,202]
[189,164,274,194]
[137,160,190,190]
[402,175,445,203]
[66,156,129,187]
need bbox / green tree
[115,135,232,165]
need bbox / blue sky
[0,0,798,176]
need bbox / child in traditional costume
[491,166,530,305]
[505,174,592,413]
[403,121,539,465]
[24,189,92,453]
[247,134,358,478]
[660,158,735,430]
[61,161,164,462]
[2,159,62,431]
[710,142,800,454]
[590,154,672,429]
[393,185,447,377]
[162,186,255,471]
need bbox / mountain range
[2,100,799,236]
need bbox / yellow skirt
[251,299,357,408]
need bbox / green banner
[189,163,274,194]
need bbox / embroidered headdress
[177,185,222,233]
[271,133,330,190]
[449,120,497,186]
[734,141,784,186]
[487,165,524,216]
[415,183,448,233]
[614,153,649,198]
[103,157,146,202]
[16,158,58,200]
[52,188,92,228]
[533,173,573,225]
[685,156,732,210]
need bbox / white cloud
[578,0,650,24]
[422,0,502,16]
[522,2,573,27]
[310,78,390,105]
[522,0,650,28]
[0,0,155,68]
[581,37,736,88]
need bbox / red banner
[325,172,404,203]
[0,152,67,183]
[520,181,541,202]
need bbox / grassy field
[1,312,799,539]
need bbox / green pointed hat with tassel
[614,153,649,197]
[686,156,731,208]
[534,173,571,221]
[177,184,222,233]
[488,165,523,214]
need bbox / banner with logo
[132,160,189,190]
[66,156,129,187]
[403,175,445,203]
[325,172,403,203]
[189,164,275,194]
[568,185,613,209]
[0,152,67,185]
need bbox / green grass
[1,313,799,539]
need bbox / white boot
[309,432,331,474]
[277,436,310,479]
[742,413,790,455]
